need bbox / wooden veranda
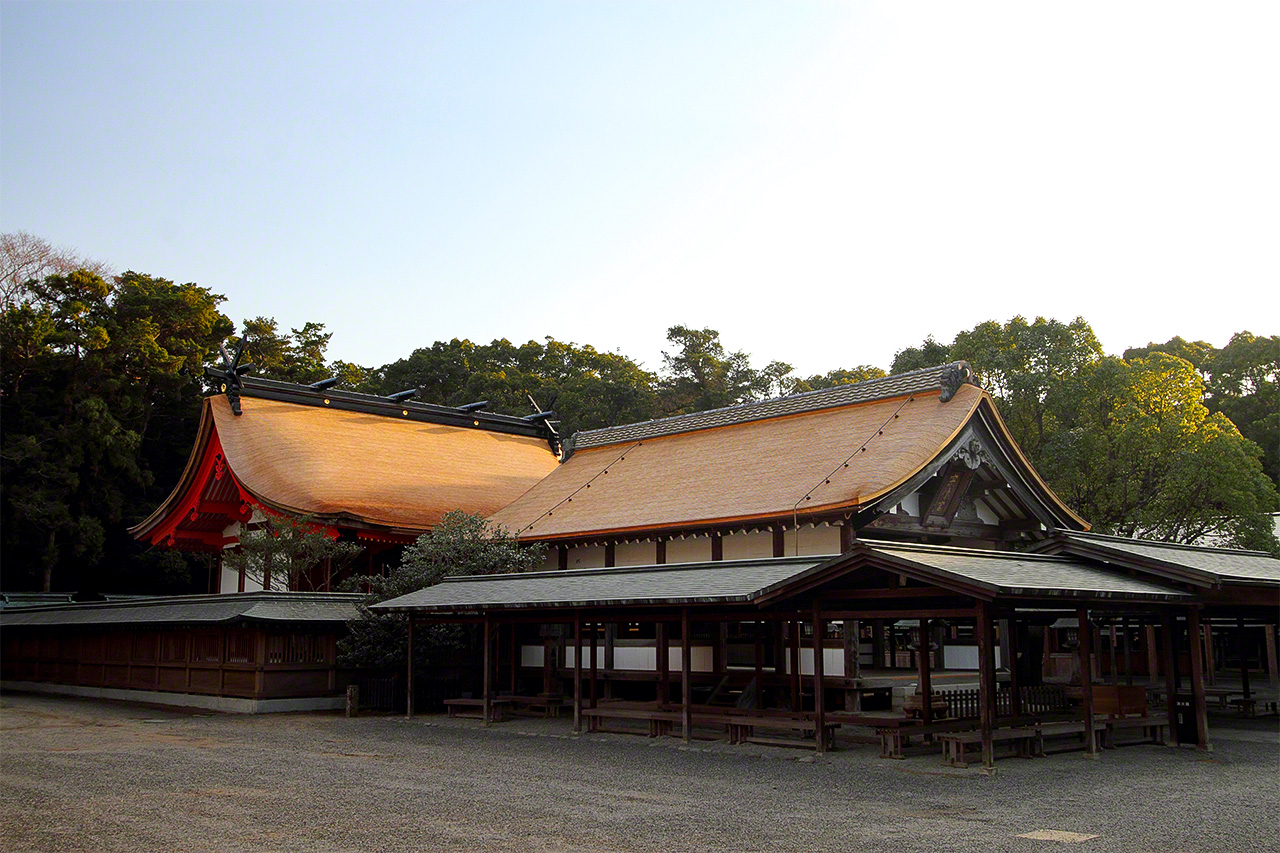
[374,541,1273,768]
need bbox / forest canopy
[2,233,1277,592]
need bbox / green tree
[658,325,777,415]
[890,336,951,374]
[221,513,361,591]
[1203,332,1279,488]
[227,317,340,385]
[338,511,542,670]
[1,268,233,591]
[1040,354,1279,551]
[792,365,887,393]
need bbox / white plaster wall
[521,645,546,668]
[722,530,774,560]
[566,544,607,569]
[537,546,558,573]
[781,525,841,557]
[943,645,1003,670]
[614,541,657,567]
[559,644,714,672]
[665,536,711,564]
[219,564,242,593]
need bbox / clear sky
[2,1,1276,376]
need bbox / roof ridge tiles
[568,362,972,451]
[438,555,825,584]
[864,540,1075,562]
[1061,530,1278,558]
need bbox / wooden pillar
[655,538,666,564]
[1160,612,1180,747]
[1187,608,1210,751]
[603,622,616,700]
[1145,625,1159,682]
[508,623,517,695]
[711,532,723,561]
[657,622,670,708]
[572,615,582,735]
[1266,625,1278,686]
[1007,617,1021,718]
[975,602,996,770]
[843,619,860,712]
[917,618,933,726]
[754,620,765,710]
[589,621,599,709]
[772,525,786,558]
[789,619,801,711]
[1122,617,1133,686]
[405,616,414,719]
[681,608,692,743]
[1108,622,1118,685]
[713,622,727,676]
[1203,624,1216,686]
[812,603,827,754]
[1237,616,1251,700]
[482,613,492,726]
[872,620,885,670]
[557,545,568,570]
[998,619,1012,684]
[604,543,615,568]
[887,622,897,669]
[839,522,854,553]
[1078,608,1097,758]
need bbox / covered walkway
[374,541,1262,769]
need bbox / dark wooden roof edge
[564,362,979,454]
[1032,530,1279,588]
[232,376,559,445]
[0,591,365,626]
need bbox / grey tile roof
[0,592,363,627]
[373,542,1190,614]
[569,363,971,451]
[373,557,831,612]
[868,542,1191,598]
[1051,531,1280,585]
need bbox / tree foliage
[337,511,541,670]
[1,265,234,591]
[220,513,362,592]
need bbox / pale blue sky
[3,1,1276,375]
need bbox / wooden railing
[932,684,1070,719]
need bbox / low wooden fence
[933,684,1070,719]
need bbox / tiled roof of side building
[1045,531,1280,584]
[570,363,968,451]
[0,592,364,627]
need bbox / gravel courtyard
[1,693,1276,852]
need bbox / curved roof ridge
[1060,529,1277,557]
[568,362,973,452]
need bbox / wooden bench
[939,726,1038,768]
[443,697,512,721]
[508,694,565,718]
[582,707,685,737]
[721,714,838,751]
[1034,719,1104,755]
[1102,713,1169,748]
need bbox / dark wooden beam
[976,601,995,770]
[482,613,492,726]
[405,617,414,719]
[1187,607,1210,751]
[681,608,692,743]
[1079,608,1097,758]
[812,602,827,753]
[918,617,933,726]
[572,615,582,735]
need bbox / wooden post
[1109,622,1118,685]
[1078,608,1097,758]
[508,623,518,695]
[1146,625,1159,682]
[590,621,599,709]
[812,603,827,754]
[975,602,996,771]
[754,621,765,710]
[998,619,1012,687]
[657,622,670,709]
[572,615,582,735]
[681,608,692,743]
[405,616,414,719]
[1161,612,1180,746]
[1007,618,1021,718]
[1204,624,1216,686]
[345,684,359,718]
[917,618,933,726]
[872,620,885,670]
[1237,616,1251,700]
[713,622,727,677]
[789,620,801,711]
[843,619,860,712]
[1187,608,1210,751]
[482,613,492,726]
[1122,617,1133,686]
[1266,625,1278,686]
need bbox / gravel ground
[1,692,1277,853]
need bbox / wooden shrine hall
[376,540,1280,769]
